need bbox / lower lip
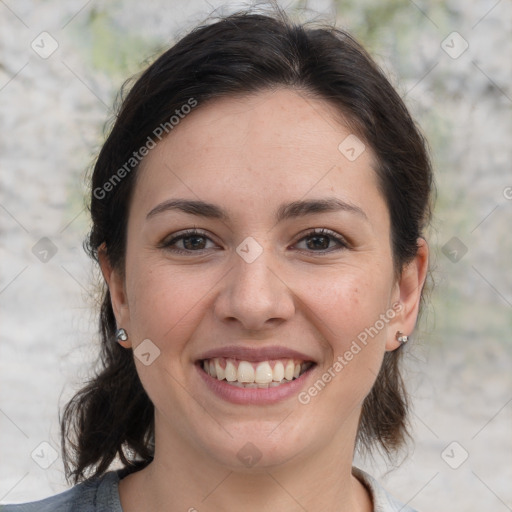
[196,363,315,405]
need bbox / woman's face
[105,88,427,471]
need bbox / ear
[386,237,429,351]
[98,243,132,348]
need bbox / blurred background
[0,0,511,510]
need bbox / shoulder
[0,470,124,512]
[0,485,80,512]
[352,467,419,512]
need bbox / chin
[191,417,314,471]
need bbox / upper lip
[197,345,316,363]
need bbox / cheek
[125,259,211,353]
[296,267,391,343]
[294,268,391,399]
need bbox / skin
[100,88,429,512]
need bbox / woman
[2,7,433,512]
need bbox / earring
[396,331,408,345]
[116,328,128,343]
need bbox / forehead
[132,88,387,229]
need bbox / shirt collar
[352,466,419,512]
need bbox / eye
[294,228,349,254]
[160,227,349,256]
[159,229,217,254]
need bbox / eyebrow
[146,197,368,223]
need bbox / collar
[352,466,419,512]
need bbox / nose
[213,245,296,331]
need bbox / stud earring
[395,331,408,345]
[116,328,128,343]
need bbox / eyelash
[159,228,349,255]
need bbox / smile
[200,357,314,388]
[195,345,317,404]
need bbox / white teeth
[255,361,273,384]
[225,361,237,382]
[284,361,295,380]
[208,360,217,378]
[214,359,225,380]
[273,361,284,382]
[203,357,312,386]
[237,361,255,383]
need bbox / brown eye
[294,228,348,254]
[160,229,217,254]
[181,234,207,250]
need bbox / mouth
[195,345,317,404]
[198,357,315,389]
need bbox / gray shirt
[0,466,418,511]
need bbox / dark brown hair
[60,7,435,484]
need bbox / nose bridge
[214,237,295,330]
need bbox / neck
[120,410,373,512]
